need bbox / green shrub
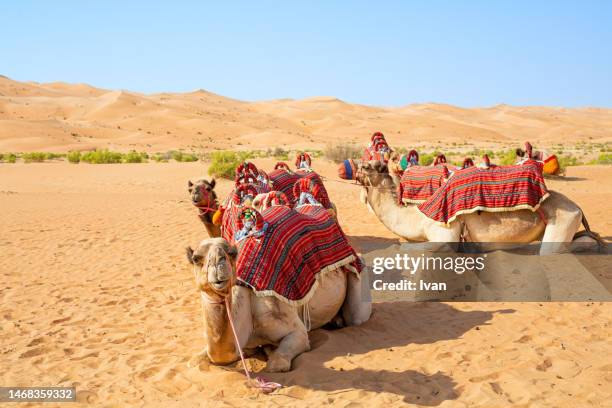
[152,152,169,162]
[0,153,18,163]
[558,155,580,168]
[419,153,434,166]
[323,144,362,163]
[310,149,323,158]
[590,153,612,165]
[67,151,81,164]
[46,152,64,160]
[22,152,48,163]
[81,149,124,164]
[272,147,290,160]
[124,151,147,163]
[420,151,441,166]
[208,151,253,179]
[497,149,517,165]
[171,151,199,162]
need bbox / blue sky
[2,1,611,107]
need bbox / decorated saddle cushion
[398,165,450,204]
[220,183,270,243]
[268,169,331,208]
[417,161,549,224]
[235,205,362,305]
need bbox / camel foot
[265,353,292,372]
[187,350,210,369]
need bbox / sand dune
[0,159,610,406]
[1,76,611,153]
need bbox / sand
[2,75,612,153]
[1,158,611,407]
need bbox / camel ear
[186,246,195,264]
[188,180,194,192]
[209,178,216,189]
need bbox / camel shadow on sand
[256,302,515,405]
[347,235,402,253]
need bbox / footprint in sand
[19,346,47,358]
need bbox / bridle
[193,184,219,215]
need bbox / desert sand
[2,75,612,153]
[1,77,611,406]
[1,157,611,407]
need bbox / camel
[188,179,221,238]
[357,161,598,254]
[185,238,371,372]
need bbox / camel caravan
[184,133,602,387]
[338,132,602,252]
[186,154,370,382]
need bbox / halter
[193,184,219,215]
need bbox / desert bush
[419,151,441,166]
[272,147,290,160]
[151,152,169,162]
[208,151,253,179]
[171,151,199,162]
[67,151,81,163]
[558,154,580,168]
[497,149,517,165]
[323,144,362,163]
[22,152,48,163]
[590,153,612,165]
[81,149,124,164]
[124,151,148,163]
[0,153,18,163]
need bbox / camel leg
[266,328,310,372]
[540,208,582,255]
[341,270,372,326]
[424,221,462,252]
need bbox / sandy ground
[2,75,612,153]
[1,159,610,407]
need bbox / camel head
[356,160,395,205]
[188,178,217,209]
[186,238,238,298]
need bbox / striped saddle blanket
[417,162,549,224]
[268,168,331,208]
[236,205,361,305]
[398,165,450,204]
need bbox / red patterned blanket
[417,162,549,224]
[268,169,331,208]
[235,205,362,305]
[398,165,450,204]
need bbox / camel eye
[205,187,211,191]
[192,255,203,264]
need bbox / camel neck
[366,181,425,241]
[200,295,236,359]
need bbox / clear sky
[2,1,611,107]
